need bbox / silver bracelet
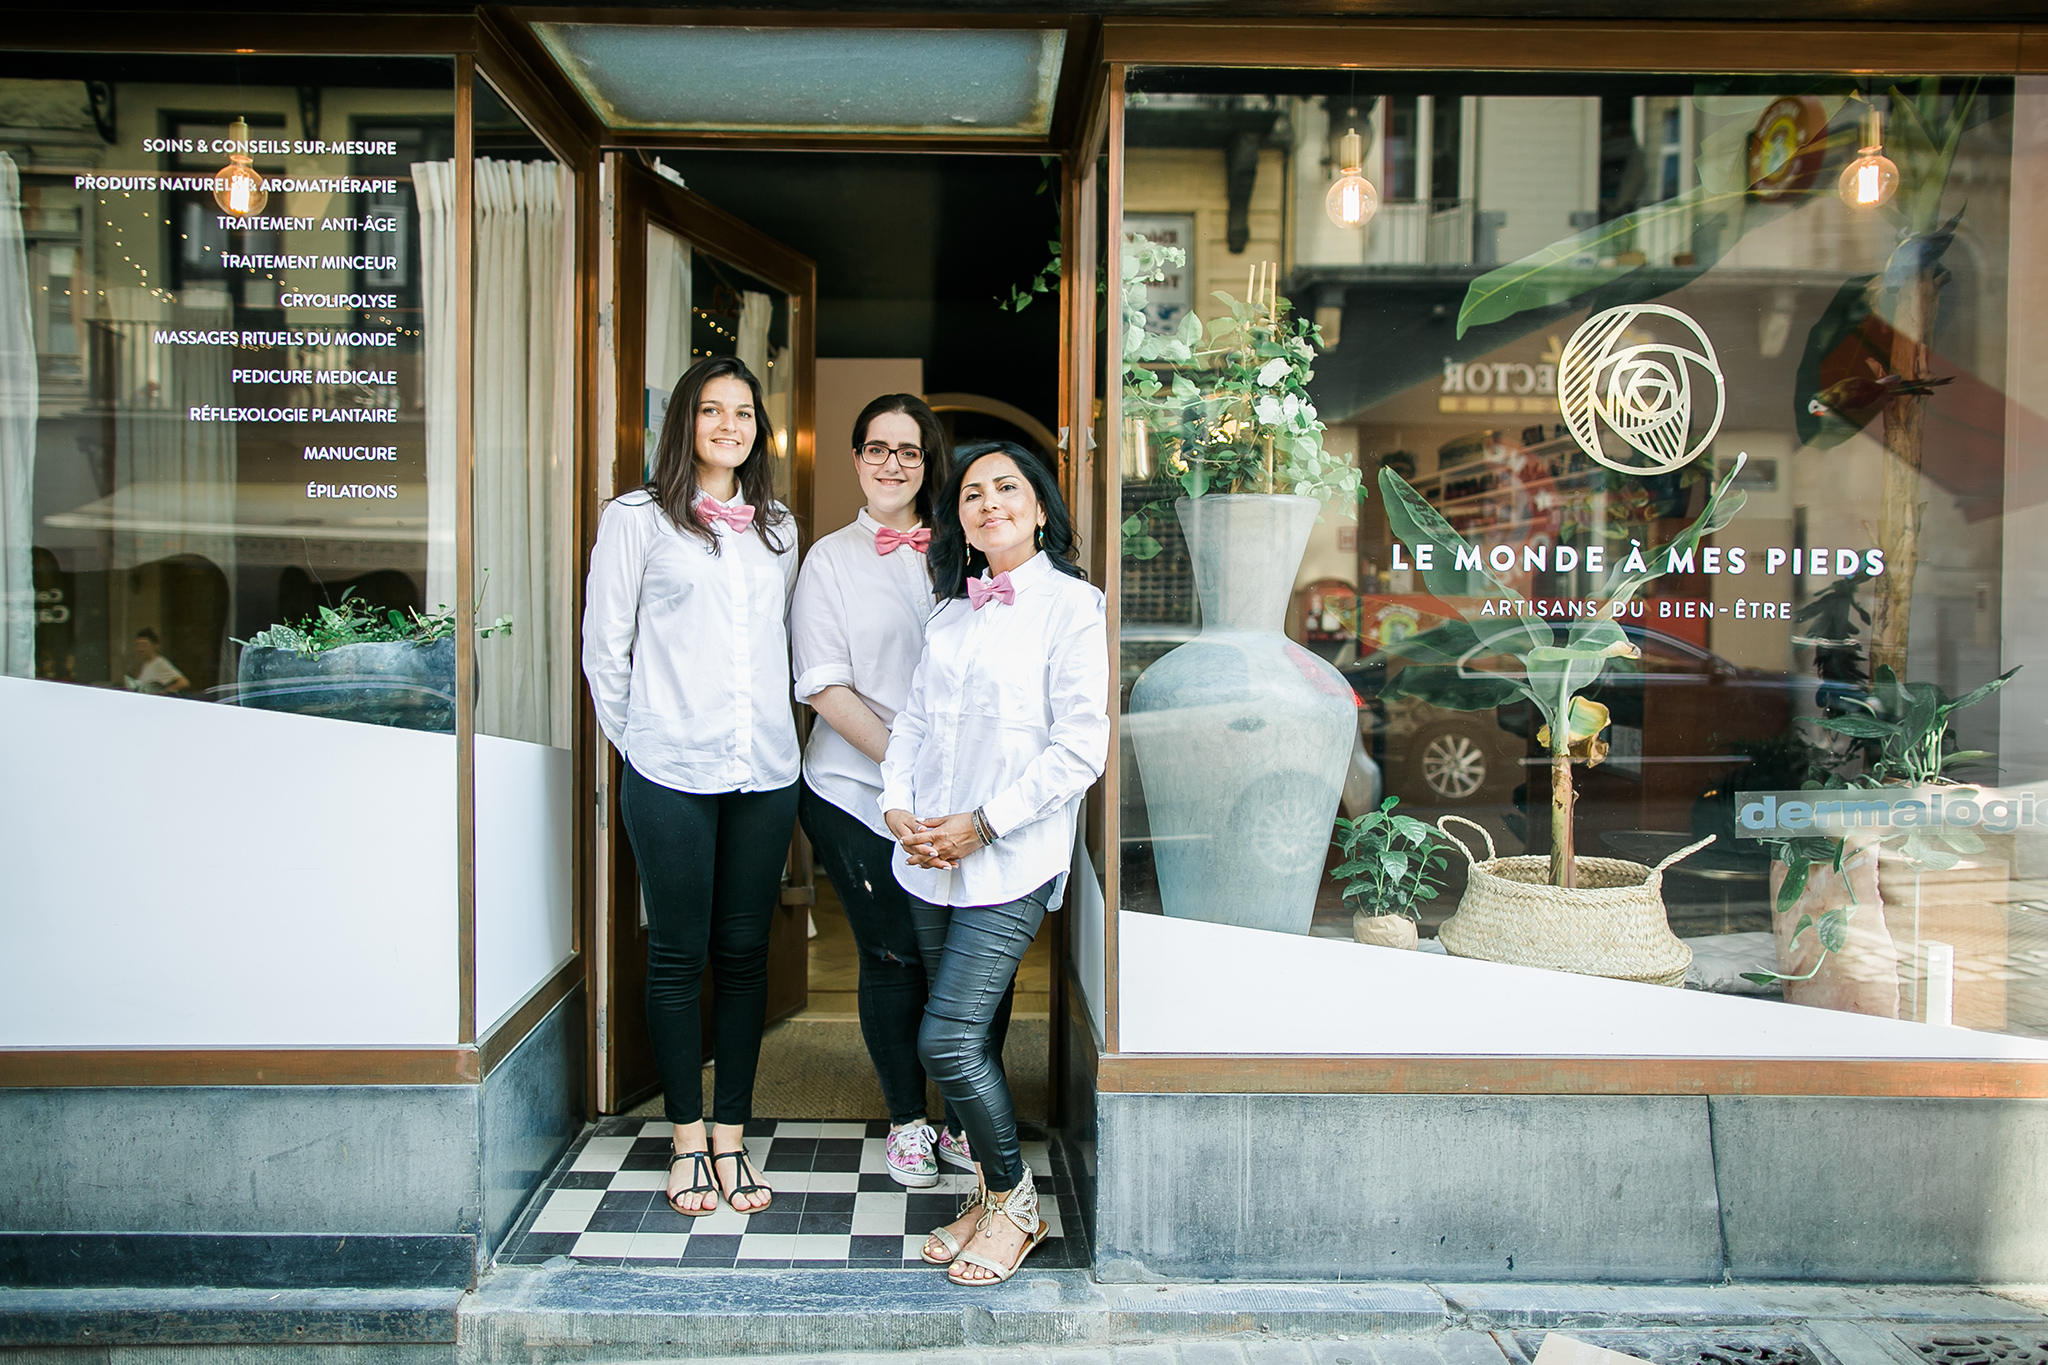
[972,807,996,846]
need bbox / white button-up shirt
[790,509,935,837]
[582,488,801,794]
[878,552,1109,908]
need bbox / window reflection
[1117,72,2048,1044]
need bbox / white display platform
[1117,909,2048,1059]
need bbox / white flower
[1254,394,1285,425]
[1256,357,1291,388]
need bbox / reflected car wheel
[1418,729,1489,802]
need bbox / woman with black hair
[792,394,1018,1191]
[879,441,1109,1285]
[583,354,796,1219]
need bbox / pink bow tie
[967,571,1015,610]
[875,526,930,555]
[696,497,755,533]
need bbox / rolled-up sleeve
[979,593,1109,839]
[789,550,854,703]
[581,500,643,753]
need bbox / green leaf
[1815,907,1849,954]
[1788,913,1816,953]
[1588,454,1748,612]
[1819,716,1897,739]
[1940,666,2020,719]
[1454,186,1748,337]
[1776,857,1813,916]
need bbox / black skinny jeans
[910,879,1055,1191]
[798,781,1011,1135]
[620,763,799,1128]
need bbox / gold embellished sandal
[947,1166,1047,1287]
[920,1179,989,1265]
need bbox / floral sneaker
[937,1128,976,1173]
[886,1121,939,1188]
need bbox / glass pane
[471,78,573,748]
[644,227,794,505]
[533,24,1065,138]
[1,55,463,1051]
[1116,68,2048,1052]
[4,57,453,727]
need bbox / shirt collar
[856,508,922,539]
[697,490,751,511]
[983,550,1051,590]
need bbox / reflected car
[1341,625,1799,825]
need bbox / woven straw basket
[1433,816,1708,988]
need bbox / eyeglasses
[858,442,925,468]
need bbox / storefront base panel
[1093,1090,2048,1283]
[480,985,587,1252]
[1092,1092,1722,1282]
[0,991,585,1289]
[1712,1095,2048,1282]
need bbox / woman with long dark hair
[879,441,1108,1284]
[792,395,1021,1190]
[583,354,797,1218]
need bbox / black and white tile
[497,1118,1085,1271]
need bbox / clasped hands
[883,809,981,869]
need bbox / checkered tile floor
[496,1118,1087,1270]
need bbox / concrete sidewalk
[7,1272,2045,1364]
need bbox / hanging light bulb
[1324,124,1379,230]
[213,118,269,217]
[1837,108,1899,210]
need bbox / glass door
[596,155,817,1113]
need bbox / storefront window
[470,76,577,1036]
[3,56,454,725]
[1115,69,2048,1054]
[1,55,465,1049]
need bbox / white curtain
[0,153,33,677]
[645,224,693,476]
[413,158,458,615]
[736,289,771,386]
[473,158,574,747]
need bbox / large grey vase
[1128,494,1355,935]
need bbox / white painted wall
[815,358,924,539]
[0,678,459,1046]
[1475,97,1601,264]
[1118,912,2048,1059]
[475,734,575,1035]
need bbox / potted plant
[1367,454,1749,985]
[1748,664,2017,1021]
[1332,797,1452,950]
[1121,243,1365,936]
[236,593,511,734]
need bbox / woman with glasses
[883,441,1107,1285]
[792,396,1018,1191]
[584,355,796,1219]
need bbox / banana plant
[1374,455,1749,887]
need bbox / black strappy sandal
[711,1148,773,1213]
[666,1150,718,1217]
